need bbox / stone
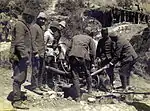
[88,97,96,103]
[133,94,144,101]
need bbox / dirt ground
[1,66,150,111]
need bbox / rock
[79,100,87,105]
[50,94,57,99]
[88,97,96,103]
[46,91,56,95]
[133,94,144,101]
[112,98,119,104]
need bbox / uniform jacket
[11,19,32,59]
[30,23,45,56]
[68,34,96,61]
[44,29,54,45]
[96,37,114,60]
[111,37,138,64]
[142,27,150,42]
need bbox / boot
[12,100,29,109]
[74,97,81,102]
[86,75,92,94]
[21,92,27,101]
[88,88,92,94]
[120,75,127,90]
[32,88,43,95]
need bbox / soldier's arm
[96,39,102,57]
[65,38,73,56]
[90,38,96,61]
[110,40,122,65]
[105,39,113,60]
[30,25,38,54]
[10,24,16,54]
[12,22,28,58]
[44,31,51,45]
[142,28,150,40]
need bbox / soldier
[68,26,96,101]
[30,12,48,94]
[108,32,138,91]
[96,28,115,88]
[139,19,150,52]
[9,8,36,109]
[44,21,65,91]
[44,21,62,46]
[44,21,64,91]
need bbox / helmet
[37,12,47,19]
[50,21,61,30]
[59,21,66,28]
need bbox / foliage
[116,0,133,8]
[55,0,85,16]
[0,0,50,15]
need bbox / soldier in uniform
[139,19,150,52]
[68,26,96,101]
[96,28,115,88]
[9,8,36,109]
[108,32,138,91]
[30,12,48,94]
[44,21,65,91]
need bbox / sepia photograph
[0,0,150,110]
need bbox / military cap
[50,21,61,30]
[37,12,47,19]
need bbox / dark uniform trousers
[31,56,45,89]
[12,57,28,101]
[69,56,92,98]
[101,59,114,86]
[120,58,137,89]
[45,56,59,89]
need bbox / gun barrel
[45,66,67,75]
[91,66,107,76]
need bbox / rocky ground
[1,67,150,111]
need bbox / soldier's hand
[35,54,40,58]
[9,52,19,63]
[23,57,30,65]
[105,62,114,68]
[26,60,30,66]
[105,64,110,68]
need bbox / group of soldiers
[9,7,66,109]
[9,6,150,109]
